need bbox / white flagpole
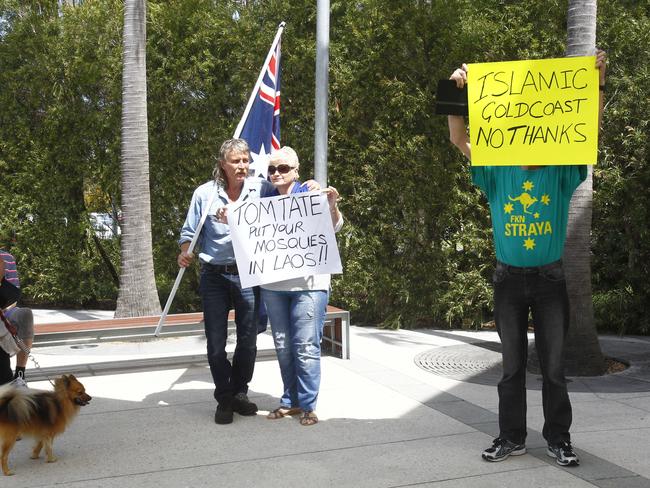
[153,183,217,336]
[154,22,286,337]
[234,21,285,138]
[314,1,329,186]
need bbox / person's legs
[199,267,233,404]
[483,265,532,461]
[531,264,572,446]
[0,348,12,385]
[493,265,532,446]
[12,308,33,378]
[262,288,297,409]
[229,277,258,397]
[289,290,328,413]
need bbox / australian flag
[235,23,284,179]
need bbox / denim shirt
[179,177,275,265]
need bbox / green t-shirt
[471,165,587,267]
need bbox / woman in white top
[261,147,343,426]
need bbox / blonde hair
[269,146,300,170]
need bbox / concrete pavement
[2,311,648,487]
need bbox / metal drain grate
[415,337,650,392]
[414,341,504,385]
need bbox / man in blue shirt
[447,51,606,467]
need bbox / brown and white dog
[0,374,91,476]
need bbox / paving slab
[575,428,650,480]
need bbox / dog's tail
[0,383,37,425]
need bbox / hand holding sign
[595,49,606,85]
[321,186,341,211]
[216,206,228,223]
[451,63,469,89]
[435,66,469,116]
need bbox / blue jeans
[200,264,259,404]
[493,260,572,445]
[261,288,328,412]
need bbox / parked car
[89,212,121,239]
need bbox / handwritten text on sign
[467,56,598,166]
[228,192,342,288]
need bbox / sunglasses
[268,164,295,175]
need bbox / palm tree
[115,0,161,317]
[562,0,605,375]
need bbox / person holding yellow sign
[446,50,606,467]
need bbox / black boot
[232,392,258,416]
[214,396,234,425]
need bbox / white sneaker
[547,441,579,466]
[482,437,527,462]
[10,375,28,389]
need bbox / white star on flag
[249,143,272,178]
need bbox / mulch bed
[605,357,628,374]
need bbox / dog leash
[24,348,55,387]
[0,308,55,387]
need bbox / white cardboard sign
[227,192,342,288]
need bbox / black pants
[0,348,12,385]
[493,260,572,445]
[199,265,259,404]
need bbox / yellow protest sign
[467,57,599,166]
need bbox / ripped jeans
[261,288,328,412]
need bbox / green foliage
[0,0,123,305]
[591,1,650,335]
[1,0,649,333]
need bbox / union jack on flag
[235,24,283,178]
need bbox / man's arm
[0,257,4,278]
[596,49,606,128]
[177,187,205,268]
[448,115,471,160]
[177,241,194,268]
[304,179,321,191]
[447,63,471,160]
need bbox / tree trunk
[115,0,161,317]
[562,0,605,375]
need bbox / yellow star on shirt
[523,238,536,250]
[541,194,551,205]
[522,180,534,191]
[533,212,540,219]
[504,202,514,214]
